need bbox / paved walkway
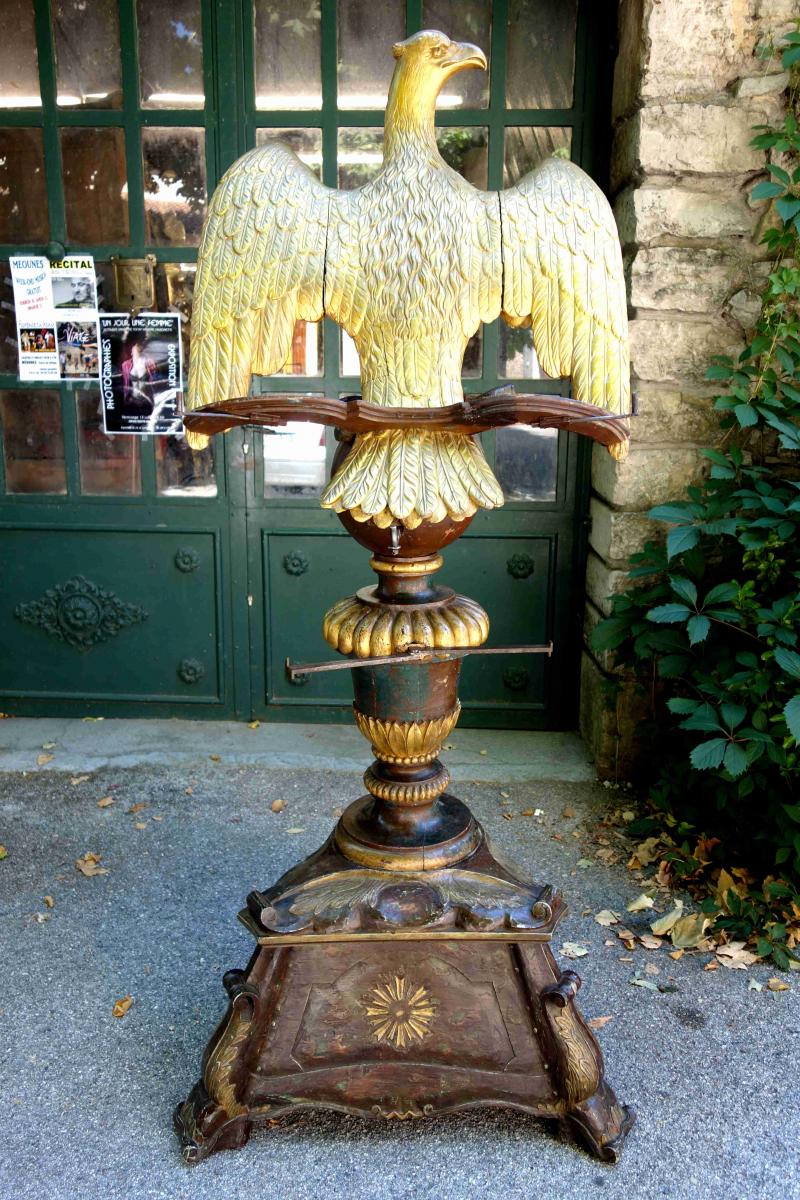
[1,720,797,1200]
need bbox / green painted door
[0,0,615,725]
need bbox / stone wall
[580,0,794,777]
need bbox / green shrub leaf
[690,738,728,770]
[647,604,693,624]
[784,696,800,742]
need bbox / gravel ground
[1,760,798,1200]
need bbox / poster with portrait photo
[99,313,183,436]
[56,320,99,379]
[50,258,98,311]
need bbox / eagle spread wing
[185,142,329,450]
[499,156,630,445]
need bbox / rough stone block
[585,551,629,617]
[589,498,659,565]
[639,0,760,100]
[630,316,743,386]
[591,442,705,511]
[614,184,753,245]
[579,651,649,780]
[628,247,753,312]
[733,70,790,97]
[632,387,722,446]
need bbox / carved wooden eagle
[186,30,629,529]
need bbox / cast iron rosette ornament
[176,28,635,1166]
[15,575,147,649]
[174,547,201,573]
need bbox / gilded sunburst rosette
[363,974,437,1049]
[323,594,489,658]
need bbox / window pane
[422,0,491,109]
[156,436,216,497]
[138,0,204,108]
[337,127,383,189]
[506,0,578,109]
[53,0,122,108]
[463,328,482,378]
[264,420,326,499]
[142,127,206,247]
[495,426,557,502]
[499,322,547,380]
[273,320,322,376]
[436,127,487,187]
[1,389,66,494]
[0,128,48,242]
[338,0,404,109]
[255,127,322,180]
[61,127,129,244]
[77,390,141,495]
[254,0,321,110]
[503,127,571,186]
[0,0,40,108]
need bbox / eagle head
[388,30,487,119]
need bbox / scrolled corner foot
[173,1082,252,1164]
[564,1079,635,1163]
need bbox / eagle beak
[444,41,487,72]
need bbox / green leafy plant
[592,31,800,963]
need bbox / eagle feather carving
[186,30,629,529]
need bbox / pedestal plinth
[175,519,634,1164]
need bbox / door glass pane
[264,420,326,499]
[422,0,491,108]
[61,127,129,244]
[338,0,404,109]
[337,127,383,189]
[1,389,66,494]
[254,0,321,110]
[495,426,557,502]
[156,436,217,496]
[506,0,578,109]
[0,0,40,108]
[53,0,122,108]
[503,127,571,185]
[77,390,141,495]
[138,0,204,108]
[463,328,482,378]
[142,127,207,246]
[499,322,546,379]
[436,127,487,187]
[0,128,48,242]
[273,320,322,376]
[255,127,322,180]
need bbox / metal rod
[285,642,554,679]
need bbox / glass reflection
[156,435,216,496]
[61,127,129,244]
[422,0,491,108]
[0,128,48,242]
[338,0,404,109]
[499,321,546,380]
[337,127,383,189]
[506,0,578,109]
[1,389,67,494]
[77,391,141,495]
[264,420,326,499]
[272,320,322,376]
[495,426,557,502]
[254,0,321,110]
[138,0,204,108]
[255,127,323,180]
[53,0,122,108]
[503,127,571,186]
[142,127,207,246]
[0,0,40,107]
[436,127,487,188]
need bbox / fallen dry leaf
[767,977,790,992]
[32,911,49,923]
[271,799,286,813]
[669,949,684,961]
[519,808,535,817]
[619,955,634,962]
[588,1015,614,1029]
[704,960,719,971]
[42,741,56,750]
[644,963,660,976]
[82,716,104,721]
[576,858,593,869]
[594,909,620,927]
[621,809,635,822]
[502,812,514,821]
[97,796,114,808]
[616,927,637,950]
[562,807,575,818]
[151,814,164,822]
[134,822,148,830]
[479,749,488,756]
[127,802,147,814]
[210,754,221,762]
[286,827,306,834]
[0,845,7,860]
[604,938,615,947]
[561,942,589,959]
[670,912,710,949]
[112,995,134,1018]
[716,941,759,970]
[638,934,663,951]
[630,975,659,991]
[75,852,109,877]
[70,775,90,786]
[748,978,763,992]
[651,901,685,937]
[43,895,54,908]
[248,720,260,729]
[627,893,655,913]
[37,753,54,766]
[499,790,510,799]
[185,786,194,795]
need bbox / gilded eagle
[186,30,629,529]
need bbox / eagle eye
[430,44,446,60]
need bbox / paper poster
[10,255,100,381]
[99,313,184,436]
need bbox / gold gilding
[323,595,488,657]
